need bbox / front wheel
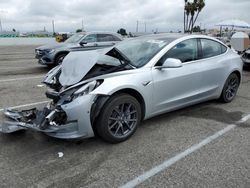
[96,94,141,143]
[55,54,67,65]
[220,73,240,103]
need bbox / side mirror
[79,41,87,46]
[155,58,182,69]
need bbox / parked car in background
[241,47,250,65]
[35,31,123,66]
[1,34,242,143]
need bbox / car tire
[96,93,141,143]
[220,73,240,103]
[55,53,67,65]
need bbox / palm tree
[184,0,188,33]
[184,0,205,33]
[191,0,205,32]
[185,2,191,32]
[188,1,197,32]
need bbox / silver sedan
[1,34,243,143]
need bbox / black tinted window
[221,45,227,53]
[201,39,227,58]
[97,34,118,42]
[157,39,198,65]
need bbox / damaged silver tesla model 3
[0,34,243,143]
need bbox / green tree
[117,28,127,36]
[193,25,201,32]
[76,29,83,33]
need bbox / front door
[151,39,203,115]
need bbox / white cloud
[0,0,249,33]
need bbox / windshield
[115,38,170,67]
[65,33,85,43]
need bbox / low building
[0,31,19,37]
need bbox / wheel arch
[54,51,69,63]
[112,88,146,120]
[91,88,146,125]
[231,70,241,83]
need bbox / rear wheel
[96,94,141,143]
[220,73,240,103]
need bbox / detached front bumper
[0,95,96,139]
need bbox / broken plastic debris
[58,152,64,158]
[37,84,45,88]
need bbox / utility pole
[0,19,2,32]
[52,20,55,34]
[82,19,84,31]
[136,20,139,33]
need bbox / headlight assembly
[70,80,103,101]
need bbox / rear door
[71,34,98,51]
[151,38,203,115]
[198,38,229,98]
[97,34,121,47]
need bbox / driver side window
[157,39,198,66]
[81,34,97,43]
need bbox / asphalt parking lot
[0,45,250,188]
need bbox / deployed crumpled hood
[59,50,103,86]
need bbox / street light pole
[52,20,55,34]
[82,19,84,31]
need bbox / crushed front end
[1,104,66,133]
[0,86,97,139]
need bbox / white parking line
[0,76,43,83]
[0,66,37,70]
[120,113,250,188]
[0,100,49,112]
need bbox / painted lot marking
[0,66,38,70]
[120,113,250,188]
[0,101,49,112]
[0,76,43,83]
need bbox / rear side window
[97,34,120,42]
[157,39,198,65]
[112,35,122,41]
[200,39,227,58]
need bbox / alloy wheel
[108,103,137,138]
[225,76,239,101]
